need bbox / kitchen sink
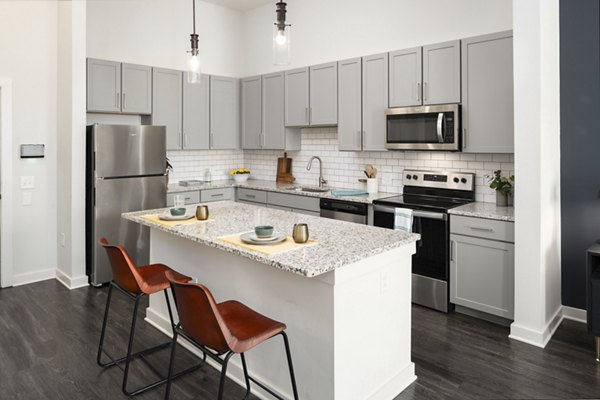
[281,186,330,193]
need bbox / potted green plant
[486,170,514,207]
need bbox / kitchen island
[123,201,420,400]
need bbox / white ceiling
[203,0,273,12]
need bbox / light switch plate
[20,176,34,189]
[22,191,32,205]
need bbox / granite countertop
[168,179,397,205]
[123,201,420,278]
[449,202,514,222]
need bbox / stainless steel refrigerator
[86,124,167,286]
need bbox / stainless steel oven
[385,104,460,151]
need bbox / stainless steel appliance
[372,170,475,312]
[86,124,167,286]
[320,198,368,224]
[385,104,460,151]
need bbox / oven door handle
[373,205,447,221]
[436,112,445,143]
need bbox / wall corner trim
[509,306,563,348]
[562,305,587,324]
[56,269,89,290]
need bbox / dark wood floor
[1,280,599,400]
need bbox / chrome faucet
[307,156,327,188]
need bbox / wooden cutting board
[276,152,295,183]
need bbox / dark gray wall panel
[560,0,600,309]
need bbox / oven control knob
[412,175,418,180]
[453,177,459,183]
[406,174,411,180]
[461,178,467,184]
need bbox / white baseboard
[12,268,56,287]
[509,306,563,348]
[55,269,89,290]
[562,305,587,324]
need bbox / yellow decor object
[229,168,250,175]
[218,233,317,256]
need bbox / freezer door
[92,124,166,178]
[90,175,166,285]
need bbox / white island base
[145,229,416,400]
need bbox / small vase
[496,191,508,207]
[233,174,249,183]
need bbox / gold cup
[195,205,209,221]
[292,223,309,243]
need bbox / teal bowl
[170,207,186,216]
[254,225,274,238]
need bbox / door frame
[0,79,14,288]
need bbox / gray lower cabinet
[462,31,514,153]
[236,188,267,205]
[87,59,152,115]
[362,53,389,151]
[182,74,210,150]
[210,76,239,150]
[450,215,515,319]
[200,187,234,202]
[284,67,310,127]
[337,58,363,151]
[241,76,262,149]
[166,191,200,207]
[152,68,182,150]
[309,62,338,126]
[389,47,422,107]
[266,192,320,214]
[422,40,461,105]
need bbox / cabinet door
[309,62,338,125]
[262,72,286,149]
[121,63,152,114]
[210,76,239,150]
[450,234,514,319]
[462,31,514,153]
[182,74,210,150]
[241,76,262,149]
[422,40,461,105]
[389,47,422,107]
[87,58,121,113]
[362,53,389,151]
[152,68,182,150]
[338,58,362,151]
[284,67,309,127]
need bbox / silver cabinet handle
[305,107,309,123]
[357,130,361,147]
[261,132,265,147]
[463,128,467,150]
[184,197,192,200]
[246,194,256,199]
[184,134,188,147]
[362,130,366,150]
[116,92,120,108]
[467,225,494,232]
[450,240,455,261]
[122,93,126,109]
[210,132,214,147]
[436,112,445,143]
[423,82,428,101]
[309,107,312,123]
[417,82,421,102]
[211,193,224,197]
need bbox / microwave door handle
[436,112,445,143]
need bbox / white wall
[242,0,513,76]
[87,0,245,77]
[0,1,58,285]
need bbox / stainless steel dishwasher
[319,198,368,224]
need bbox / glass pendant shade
[187,52,201,84]
[273,25,291,66]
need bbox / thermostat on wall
[20,144,45,159]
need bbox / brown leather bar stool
[97,238,204,397]
[164,271,300,400]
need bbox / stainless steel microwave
[385,104,460,151]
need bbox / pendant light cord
[192,0,196,34]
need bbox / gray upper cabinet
[422,40,461,105]
[241,76,262,150]
[309,62,338,126]
[362,53,389,151]
[182,74,210,150]
[210,76,239,150]
[389,47,422,107]
[262,72,286,149]
[152,68,182,150]
[87,59,121,113]
[284,67,310,127]
[338,58,362,151]
[121,63,152,114]
[462,31,514,153]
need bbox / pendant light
[187,0,201,84]
[273,1,291,66]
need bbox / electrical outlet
[20,176,34,189]
[22,191,32,205]
[60,232,66,247]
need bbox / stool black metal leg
[122,294,143,396]
[240,352,251,399]
[217,352,235,400]
[97,283,114,367]
[281,332,299,400]
[164,329,179,400]
[164,289,175,329]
